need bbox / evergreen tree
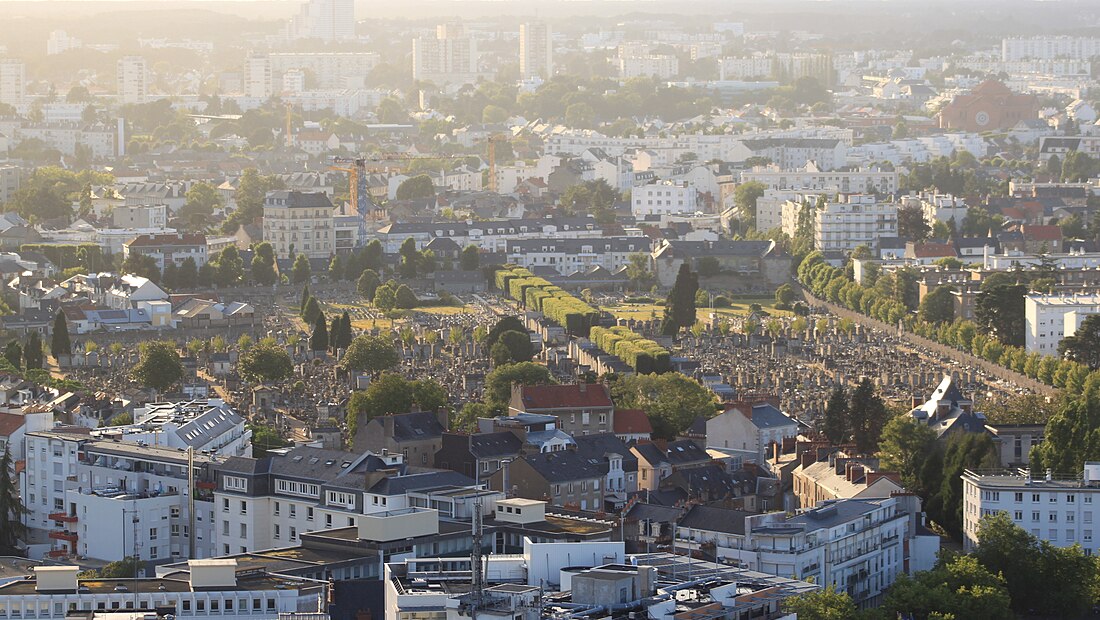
[338,311,353,349]
[302,296,322,326]
[848,377,887,453]
[251,242,277,286]
[329,315,341,351]
[50,312,71,358]
[661,263,699,335]
[2,341,20,370]
[310,315,329,352]
[292,254,312,285]
[177,257,198,289]
[0,448,27,554]
[23,332,42,370]
[300,284,311,314]
[822,385,848,444]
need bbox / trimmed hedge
[496,267,598,336]
[590,326,671,374]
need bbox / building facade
[261,190,334,259]
[1024,293,1100,356]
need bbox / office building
[289,0,355,42]
[1024,293,1100,356]
[117,56,148,104]
[962,463,1100,554]
[519,22,553,80]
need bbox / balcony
[48,512,77,523]
[48,530,78,543]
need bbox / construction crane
[328,153,466,221]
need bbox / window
[222,521,229,536]
[149,527,157,540]
[327,491,355,508]
[1087,496,1093,504]
[1033,493,1041,502]
[240,501,247,515]
[240,523,247,538]
[289,505,296,519]
[274,502,280,516]
[325,514,332,527]
[1068,512,1076,523]
[290,527,297,541]
[223,476,247,491]
[1032,511,1040,522]
[274,524,280,539]
[1050,513,1058,522]
[307,507,314,521]
[1014,511,1023,520]
[275,479,320,498]
[1069,494,1077,503]
[1015,492,1024,503]
[1087,530,1094,542]
[222,498,229,512]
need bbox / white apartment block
[678,497,932,605]
[962,464,1100,554]
[505,236,651,274]
[740,164,899,196]
[955,58,1091,77]
[261,190,334,259]
[375,217,602,254]
[1002,36,1100,62]
[412,25,478,85]
[1024,293,1100,356]
[519,22,553,80]
[289,0,354,42]
[0,165,20,205]
[756,189,828,232]
[0,59,26,108]
[619,55,679,80]
[117,56,148,105]
[632,181,698,217]
[810,194,899,252]
[719,55,774,80]
[268,52,380,89]
[47,30,81,56]
[244,55,272,100]
[0,122,116,158]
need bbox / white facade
[519,22,553,80]
[0,60,25,108]
[632,181,698,217]
[812,195,899,252]
[705,404,800,468]
[269,52,380,89]
[47,30,81,55]
[244,55,272,100]
[741,164,899,196]
[289,0,355,42]
[906,192,966,224]
[1002,36,1100,61]
[413,25,478,85]
[619,55,679,80]
[117,56,148,105]
[261,191,334,259]
[1024,293,1100,356]
[962,465,1100,554]
[505,236,650,274]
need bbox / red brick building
[937,81,1038,132]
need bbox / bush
[624,296,655,304]
[712,295,732,308]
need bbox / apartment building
[123,232,208,271]
[900,192,966,224]
[0,59,25,108]
[111,204,167,229]
[288,0,354,42]
[0,165,19,205]
[0,560,318,620]
[740,163,899,196]
[1025,293,1100,356]
[261,190,334,259]
[791,449,904,510]
[374,217,603,254]
[508,383,615,436]
[505,236,650,274]
[705,403,801,468]
[619,55,679,80]
[676,496,937,606]
[412,23,478,85]
[269,52,379,88]
[494,450,607,511]
[519,22,553,80]
[117,56,148,104]
[631,180,698,217]
[244,54,272,100]
[1002,36,1100,61]
[808,194,899,252]
[961,464,1100,554]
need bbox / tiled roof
[519,383,613,410]
[125,233,207,248]
[613,409,653,436]
[0,412,23,437]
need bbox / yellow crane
[329,153,465,221]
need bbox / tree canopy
[237,341,294,383]
[131,341,183,392]
[340,335,399,375]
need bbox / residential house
[490,450,607,511]
[123,233,208,271]
[434,431,524,484]
[907,375,989,439]
[706,403,801,468]
[508,383,615,436]
[613,409,653,444]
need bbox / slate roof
[652,239,773,260]
[524,450,605,483]
[469,431,523,459]
[367,470,476,495]
[381,411,445,442]
[632,442,668,467]
[624,502,682,524]
[677,504,752,536]
[671,464,747,499]
[666,440,710,467]
[573,432,638,472]
[749,404,798,430]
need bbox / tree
[250,423,291,458]
[821,385,848,444]
[774,283,796,306]
[1058,314,1100,368]
[486,316,528,350]
[897,204,931,241]
[373,284,397,311]
[0,448,27,554]
[131,341,183,392]
[880,554,1012,620]
[210,246,244,287]
[177,256,198,288]
[340,335,399,374]
[781,589,857,620]
[974,284,1027,347]
[497,330,533,363]
[453,402,490,433]
[2,341,20,370]
[347,374,442,425]
[399,238,420,278]
[363,239,384,272]
[237,341,293,383]
[848,378,887,453]
[292,254,311,285]
[395,284,418,309]
[92,556,141,580]
[107,412,133,426]
[877,415,937,491]
[179,182,223,230]
[490,342,513,366]
[483,362,554,407]
[661,264,699,335]
[300,284,312,313]
[395,175,435,200]
[625,253,655,292]
[332,311,354,350]
[611,373,717,439]
[22,332,42,370]
[357,269,381,300]
[560,180,617,226]
[251,242,277,286]
[973,512,1099,618]
[50,312,71,358]
[223,168,284,233]
[122,253,161,283]
[302,296,322,326]
[460,245,480,271]
[918,285,955,324]
[734,181,766,228]
[310,314,329,352]
[695,256,721,279]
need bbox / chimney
[850,464,865,483]
[383,415,394,437]
[436,408,449,431]
[800,451,815,469]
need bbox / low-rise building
[706,402,801,468]
[123,232,208,271]
[631,181,698,217]
[1025,293,1100,356]
[508,383,615,436]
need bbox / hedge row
[590,326,671,374]
[495,267,598,336]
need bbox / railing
[47,512,77,523]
